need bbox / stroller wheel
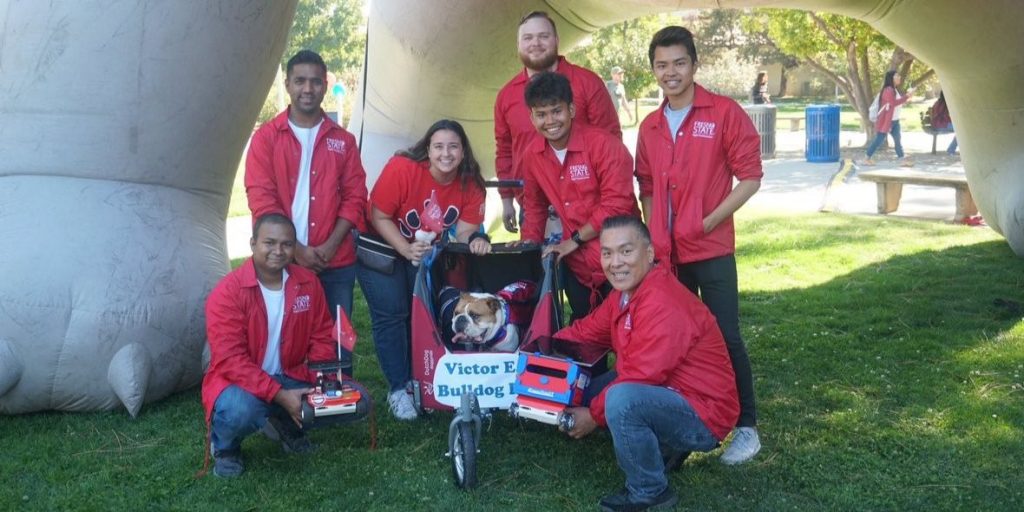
[451,421,478,489]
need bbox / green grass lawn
[3,212,1022,511]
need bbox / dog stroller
[409,238,567,489]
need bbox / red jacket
[245,108,368,269]
[520,123,639,290]
[635,85,762,265]
[494,56,621,200]
[873,86,910,134]
[201,259,337,421]
[556,264,739,439]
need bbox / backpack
[868,93,881,122]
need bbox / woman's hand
[468,237,491,255]
[403,240,431,263]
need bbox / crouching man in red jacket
[558,216,739,511]
[201,213,368,478]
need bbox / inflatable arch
[1,0,1020,414]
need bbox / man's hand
[295,244,327,273]
[542,238,579,262]
[501,197,518,233]
[311,239,341,268]
[565,407,597,439]
[273,387,314,428]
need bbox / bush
[697,48,760,100]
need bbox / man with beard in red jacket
[202,214,367,478]
[494,10,620,233]
[559,216,739,511]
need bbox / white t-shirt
[664,104,691,141]
[552,145,568,165]
[260,269,289,375]
[288,119,323,245]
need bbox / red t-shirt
[368,156,485,240]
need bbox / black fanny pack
[355,233,400,274]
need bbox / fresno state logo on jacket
[397,192,461,238]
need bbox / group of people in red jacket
[201,12,765,512]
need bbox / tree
[567,14,676,100]
[742,9,934,138]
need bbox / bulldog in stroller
[437,280,538,353]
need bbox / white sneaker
[720,427,761,465]
[388,389,418,421]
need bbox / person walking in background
[751,71,771,104]
[863,70,915,166]
[930,91,958,155]
[635,26,764,466]
[606,65,634,124]
[494,10,621,234]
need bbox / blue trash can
[805,104,840,162]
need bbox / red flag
[332,305,357,353]
[421,189,444,233]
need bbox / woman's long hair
[396,119,485,192]
[880,70,898,94]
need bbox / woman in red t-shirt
[356,119,489,420]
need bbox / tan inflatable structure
[0,0,1020,414]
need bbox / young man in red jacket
[202,214,368,478]
[560,216,739,511]
[516,71,639,323]
[635,26,763,465]
[494,10,620,233]
[245,50,367,374]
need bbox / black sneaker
[212,449,244,478]
[662,451,691,474]
[599,487,679,512]
[263,416,317,454]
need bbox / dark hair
[519,10,558,38]
[286,50,327,78]
[755,71,767,85]
[397,119,485,192]
[252,213,296,240]
[648,26,698,67]
[602,215,651,245]
[881,70,898,93]
[524,71,573,108]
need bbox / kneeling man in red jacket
[559,215,740,511]
[202,213,367,478]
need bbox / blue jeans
[865,120,905,159]
[319,264,356,375]
[604,383,719,500]
[356,258,417,392]
[211,374,310,453]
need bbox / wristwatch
[570,230,584,245]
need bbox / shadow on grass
[739,233,1024,510]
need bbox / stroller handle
[484,180,524,189]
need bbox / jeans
[865,120,905,159]
[603,382,719,500]
[948,137,958,154]
[319,264,356,375]
[211,374,310,453]
[676,254,757,427]
[356,258,417,392]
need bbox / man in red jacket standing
[203,214,367,478]
[245,50,367,374]
[560,216,739,511]
[494,10,620,233]
[516,72,639,324]
[635,26,763,465]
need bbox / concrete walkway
[225,127,965,259]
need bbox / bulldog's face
[451,292,505,343]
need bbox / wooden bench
[778,115,804,132]
[857,169,977,222]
